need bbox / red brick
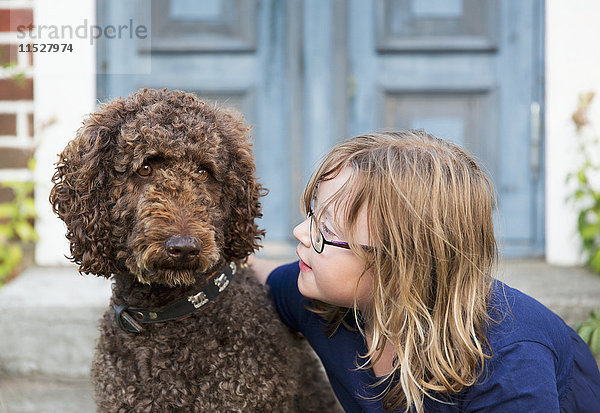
[0,185,14,204]
[0,185,12,200]
[0,44,18,65]
[0,9,33,32]
[0,113,17,135]
[0,147,32,169]
[0,78,33,100]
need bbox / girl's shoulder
[461,281,600,411]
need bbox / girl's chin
[297,269,314,299]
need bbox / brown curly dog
[49,88,340,412]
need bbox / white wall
[34,0,96,265]
[545,0,600,265]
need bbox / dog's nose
[165,236,201,261]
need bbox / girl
[249,130,600,412]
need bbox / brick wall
[0,3,35,204]
[0,2,35,271]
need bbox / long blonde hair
[301,130,499,412]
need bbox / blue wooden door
[344,0,545,257]
[98,0,544,257]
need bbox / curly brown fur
[49,88,341,412]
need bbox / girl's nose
[293,216,311,248]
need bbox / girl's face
[293,167,374,310]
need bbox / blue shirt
[267,261,600,412]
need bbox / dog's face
[116,138,225,286]
[50,88,264,286]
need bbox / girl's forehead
[315,167,353,203]
[313,167,359,227]
[314,167,371,243]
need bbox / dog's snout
[165,236,201,261]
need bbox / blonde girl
[249,130,600,412]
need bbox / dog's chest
[96,275,299,394]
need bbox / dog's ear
[223,151,267,260]
[219,118,267,261]
[49,100,126,277]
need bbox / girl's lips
[298,259,312,272]
[296,246,312,272]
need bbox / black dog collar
[114,262,237,334]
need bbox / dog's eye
[137,164,153,177]
[198,169,208,181]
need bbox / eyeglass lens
[309,213,324,253]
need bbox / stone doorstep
[1,260,600,381]
[498,259,600,327]
[0,374,95,413]
[0,266,111,379]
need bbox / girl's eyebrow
[322,210,344,236]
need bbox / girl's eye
[321,223,336,238]
[137,164,153,177]
[198,169,208,181]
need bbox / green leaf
[565,172,573,183]
[581,223,600,241]
[578,324,596,343]
[578,211,588,232]
[0,226,14,240]
[15,222,37,242]
[0,244,22,267]
[590,249,600,273]
[21,198,37,218]
[3,180,21,191]
[578,170,588,184]
[11,182,33,200]
[0,203,18,219]
[590,327,600,355]
[574,189,588,200]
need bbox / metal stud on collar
[188,291,209,309]
[214,273,229,292]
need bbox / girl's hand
[246,255,285,285]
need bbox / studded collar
[114,262,237,334]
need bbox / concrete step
[0,265,109,412]
[0,374,94,413]
[0,259,599,413]
[0,266,111,379]
[499,259,600,327]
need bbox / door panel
[383,91,498,179]
[348,0,544,257]
[376,0,498,51]
[149,0,256,52]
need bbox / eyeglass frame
[307,209,374,254]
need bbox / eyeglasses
[307,209,374,254]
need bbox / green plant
[0,158,38,287]
[566,91,600,273]
[568,92,600,356]
[576,309,600,356]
